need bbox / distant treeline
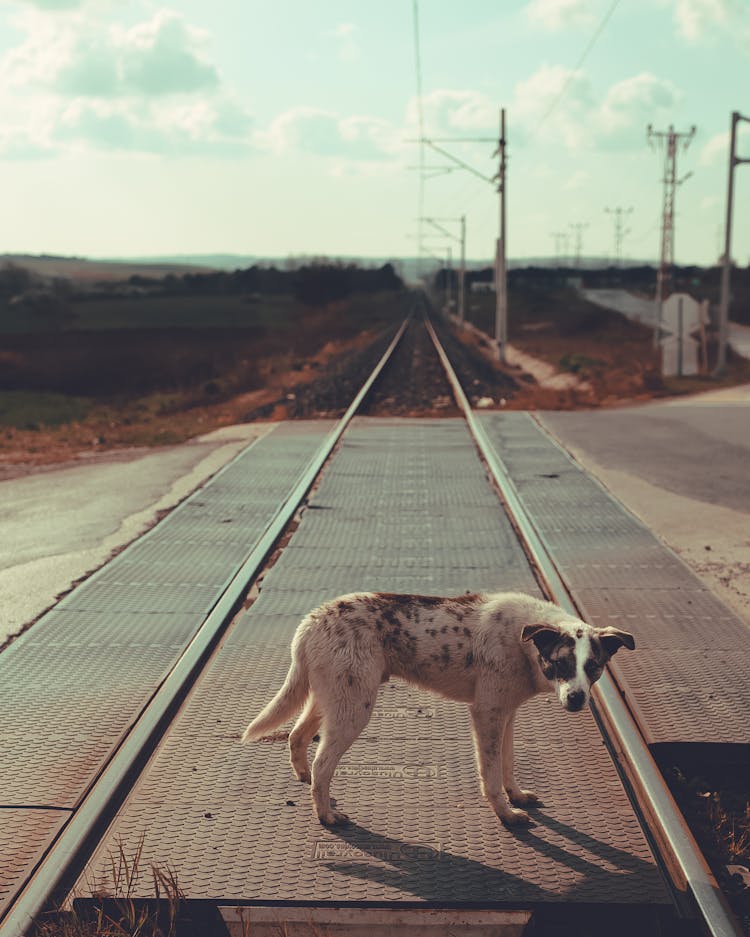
[437,262,749,292]
[434,263,750,323]
[126,261,404,306]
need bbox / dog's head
[521,619,635,712]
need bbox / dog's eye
[584,659,602,680]
[553,657,576,681]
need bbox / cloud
[598,72,682,145]
[115,12,219,96]
[257,107,401,162]
[699,131,728,166]
[328,22,360,62]
[524,0,595,30]
[672,0,745,41]
[507,65,683,151]
[406,89,497,136]
[512,64,593,148]
[16,0,82,8]
[55,96,252,156]
[0,8,251,158]
[39,10,220,98]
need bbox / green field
[0,289,410,431]
[0,292,298,334]
[0,390,93,430]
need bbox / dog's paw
[318,808,350,827]
[295,768,311,784]
[507,788,541,807]
[497,806,531,827]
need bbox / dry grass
[32,840,182,937]
[31,838,336,937]
[668,766,750,933]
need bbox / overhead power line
[412,0,427,277]
[531,0,621,137]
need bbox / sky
[0,0,748,266]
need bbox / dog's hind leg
[310,686,378,826]
[501,713,541,808]
[470,705,531,827]
[289,697,321,784]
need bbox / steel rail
[0,319,409,937]
[423,314,743,937]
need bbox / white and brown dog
[241,591,634,827]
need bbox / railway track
[0,307,744,937]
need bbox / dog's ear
[521,623,562,656]
[598,627,635,657]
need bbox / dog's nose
[566,690,586,712]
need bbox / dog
[241,591,634,827]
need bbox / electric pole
[407,108,507,361]
[495,108,508,362]
[551,232,569,266]
[605,206,633,267]
[569,222,588,269]
[423,216,466,320]
[716,110,750,375]
[647,123,696,343]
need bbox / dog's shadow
[321,811,661,903]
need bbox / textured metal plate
[478,411,750,748]
[225,613,303,648]
[541,530,664,560]
[78,418,667,912]
[81,697,665,906]
[557,559,704,591]
[569,588,743,649]
[145,514,270,544]
[0,422,335,914]
[0,643,176,806]
[257,568,540,599]
[57,580,222,615]
[289,515,514,548]
[18,609,206,648]
[0,809,70,918]
[97,542,256,587]
[615,648,750,745]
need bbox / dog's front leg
[501,712,541,808]
[469,704,531,827]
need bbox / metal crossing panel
[0,810,69,920]
[0,421,334,919]
[478,411,750,747]
[78,418,668,915]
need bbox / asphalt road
[539,385,750,625]
[541,389,750,513]
[0,424,272,647]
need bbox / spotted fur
[241,591,634,828]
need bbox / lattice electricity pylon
[647,124,696,313]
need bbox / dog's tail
[241,653,309,743]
